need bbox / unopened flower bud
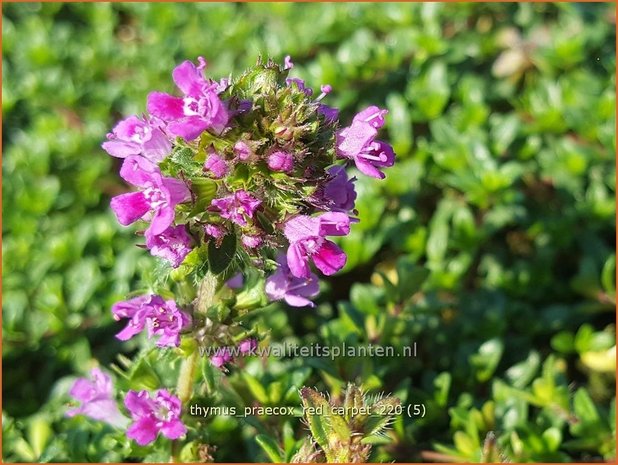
[267,150,294,172]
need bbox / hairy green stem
[171,272,220,462]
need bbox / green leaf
[470,338,504,382]
[256,434,284,463]
[242,372,269,404]
[208,234,237,275]
[188,177,218,216]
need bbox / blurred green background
[2,2,616,462]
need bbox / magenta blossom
[266,255,320,307]
[238,338,258,355]
[210,347,233,368]
[267,150,294,172]
[284,212,350,278]
[336,106,395,179]
[145,225,192,268]
[204,151,229,178]
[67,368,128,428]
[286,77,313,96]
[110,156,191,236]
[241,234,263,249]
[147,57,229,141]
[284,55,294,70]
[204,223,226,239]
[125,389,187,446]
[211,190,261,227]
[323,165,357,211]
[102,115,171,162]
[318,104,339,123]
[112,295,192,347]
[234,141,252,161]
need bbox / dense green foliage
[2,2,616,462]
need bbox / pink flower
[265,255,320,307]
[204,223,226,239]
[102,115,171,162]
[284,212,350,278]
[267,150,294,172]
[145,224,192,268]
[112,295,192,347]
[336,106,395,179]
[210,347,233,368]
[204,151,229,178]
[323,166,357,211]
[67,368,128,428]
[238,338,258,355]
[234,141,252,161]
[125,389,187,446]
[318,104,339,123]
[110,156,191,236]
[241,234,263,249]
[211,190,261,227]
[283,55,294,70]
[147,57,229,141]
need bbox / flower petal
[124,390,154,418]
[284,215,320,243]
[284,294,315,307]
[101,140,141,158]
[147,205,175,236]
[147,92,185,121]
[167,116,209,141]
[127,417,159,446]
[336,121,376,159]
[110,192,150,226]
[162,178,191,205]
[172,60,207,97]
[354,157,385,179]
[119,156,159,187]
[160,420,188,440]
[312,240,347,276]
[287,243,310,278]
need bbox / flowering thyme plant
[67,56,395,458]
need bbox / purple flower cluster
[96,54,396,449]
[112,294,192,347]
[103,55,395,312]
[67,370,188,446]
[125,389,187,446]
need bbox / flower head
[102,115,171,162]
[147,57,228,140]
[336,106,395,179]
[67,368,128,428]
[211,190,261,227]
[266,256,320,307]
[112,295,191,347]
[110,156,190,236]
[145,225,192,268]
[284,212,350,278]
[125,389,187,446]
